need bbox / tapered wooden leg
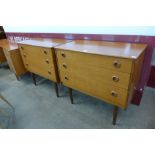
[54,83,59,97]
[112,106,118,125]
[31,73,37,86]
[68,88,73,104]
[15,75,20,81]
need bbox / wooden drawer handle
[26,63,29,66]
[64,76,69,80]
[23,54,26,57]
[61,52,66,58]
[45,59,49,64]
[44,50,47,54]
[111,91,118,97]
[62,63,67,68]
[113,61,121,68]
[112,76,119,82]
[48,71,51,75]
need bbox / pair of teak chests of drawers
[1,38,147,125]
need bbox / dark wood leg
[54,83,59,97]
[112,106,118,125]
[15,75,20,81]
[68,88,73,104]
[31,73,37,86]
[0,63,3,68]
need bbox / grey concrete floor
[0,65,155,129]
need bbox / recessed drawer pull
[48,71,51,75]
[44,50,47,54]
[62,63,67,68]
[23,54,26,57]
[45,59,49,64]
[61,52,66,57]
[113,61,121,68]
[111,91,118,97]
[64,76,69,80]
[112,76,119,82]
[26,63,29,66]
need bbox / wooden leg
[68,88,73,104]
[0,63,3,68]
[31,73,37,86]
[54,83,59,97]
[112,106,118,125]
[15,75,20,81]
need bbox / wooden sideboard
[0,39,27,79]
[18,38,71,97]
[55,40,147,124]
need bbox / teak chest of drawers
[55,40,147,124]
[0,39,27,79]
[18,38,71,97]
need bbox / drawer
[19,45,52,58]
[20,53,29,69]
[19,44,57,80]
[27,63,57,81]
[23,56,54,69]
[59,62,131,89]
[60,72,129,109]
[57,50,133,74]
[19,45,54,68]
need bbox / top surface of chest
[55,40,147,59]
[18,38,72,48]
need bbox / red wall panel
[5,32,155,105]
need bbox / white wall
[4,26,155,36]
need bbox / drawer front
[19,45,57,81]
[3,50,15,72]
[57,50,130,108]
[61,72,128,108]
[28,63,56,81]
[57,50,133,73]
[19,47,29,69]
[19,45,54,68]
[59,61,131,90]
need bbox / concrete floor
[0,65,155,129]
